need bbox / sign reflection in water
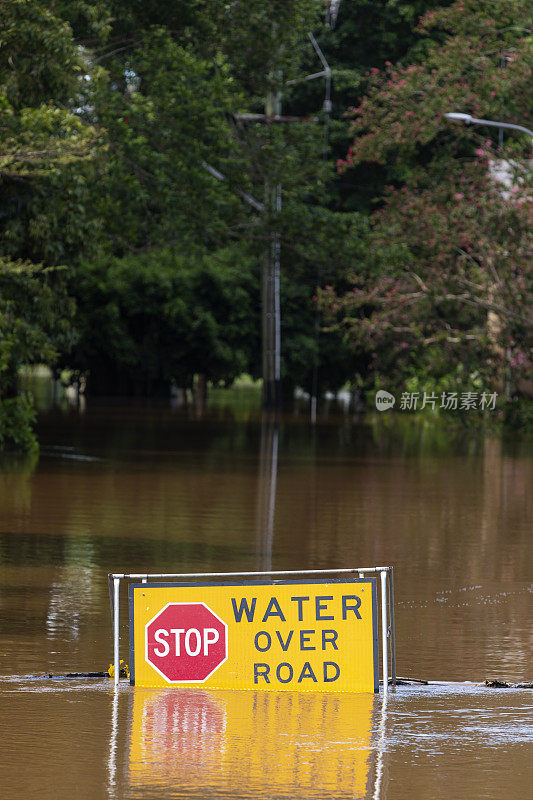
[124,688,383,798]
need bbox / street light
[444,112,533,139]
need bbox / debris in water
[27,672,532,687]
[108,659,130,679]
[484,679,533,689]
[36,672,109,679]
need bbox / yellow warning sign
[129,580,378,692]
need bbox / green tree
[0,1,107,449]
[285,0,454,214]
[0,0,105,266]
[70,245,260,395]
[64,0,366,399]
[85,26,243,253]
[0,258,75,450]
[320,0,532,401]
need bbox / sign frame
[128,577,380,692]
[109,566,396,692]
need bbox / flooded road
[0,396,531,798]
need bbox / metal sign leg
[380,570,388,694]
[113,578,120,688]
[388,567,396,686]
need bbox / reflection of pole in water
[255,417,279,571]
[107,690,119,799]
[373,694,388,800]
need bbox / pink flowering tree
[320,0,532,400]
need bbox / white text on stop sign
[153,627,220,657]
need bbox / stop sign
[145,602,228,683]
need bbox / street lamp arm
[444,112,533,139]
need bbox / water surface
[0,396,531,798]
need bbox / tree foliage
[321,0,532,397]
[0,259,74,398]
[1,0,531,445]
[86,27,242,253]
[0,257,75,450]
[341,0,531,171]
[0,0,101,449]
[70,246,260,394]
[60,0,364,396]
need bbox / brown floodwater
[0,392,532,799]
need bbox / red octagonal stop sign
[145,602,228,683]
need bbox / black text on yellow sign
[129,579,379,692]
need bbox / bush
[0,395,38,453]
[502,397,533,433]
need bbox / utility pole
[205,31,330,415]
[262,75,283,411]
[261,34,331,414]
